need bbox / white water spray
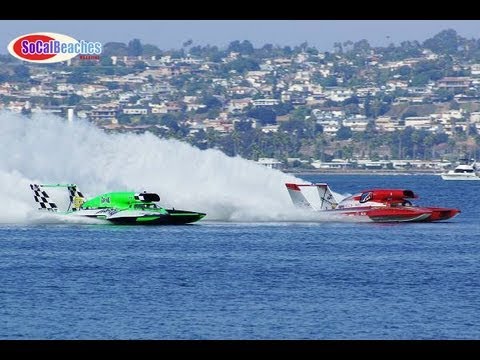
[1,111,351,223]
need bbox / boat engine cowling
[358,189,417,203]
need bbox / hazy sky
[2,20,480,53]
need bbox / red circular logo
[12,34,56,61]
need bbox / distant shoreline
[282,168,442,176]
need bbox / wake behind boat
[286,183,460,223]
[30,184,206,225]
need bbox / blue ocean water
[1,174,479,339]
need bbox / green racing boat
[30,183,206,225]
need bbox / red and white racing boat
[286,183,460,222]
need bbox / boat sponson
[106,210,206,225]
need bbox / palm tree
[342,40,353,52]
[333,42,343,54]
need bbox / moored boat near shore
[440,160,480,181]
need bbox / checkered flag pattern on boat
[67,185,85,203]
[67,185,85,210]
[30,184,58,211]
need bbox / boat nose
[440,209,461,220]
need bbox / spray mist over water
[0,111,352,224]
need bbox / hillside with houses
[1,30,480,171]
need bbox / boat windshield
[389,200,413,207]
[454,168,474,173]
[133,203,158,210]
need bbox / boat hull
[441,174,480,180]
[332,206,460,222]
[106,210,206,225]
[70,208,206,225]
